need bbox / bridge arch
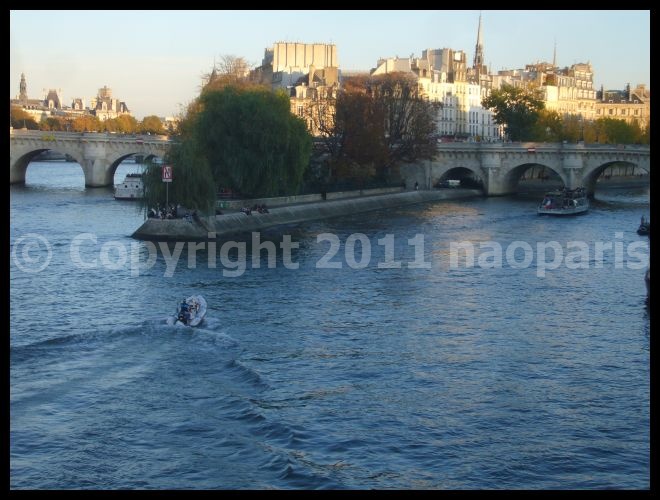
[434,166,485,190]
[582,160,649,197]
[11,146,85,185]
[501,162,567,194]
[11,131,172,187]
[107,151,164,176]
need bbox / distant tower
[19,73,27,101]
[552,39,557,68]
[473,13,484,75]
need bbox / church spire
[473,12,484,73]
[19,73,27,101]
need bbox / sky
[10,10,650,120]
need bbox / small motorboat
[168,295,207,326]
[637,216,650,236]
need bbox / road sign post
[162,165,173,207]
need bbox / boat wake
[11,315,236,366]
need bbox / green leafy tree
[582,120,598,144]
[102,118,120,133]
[141,85,312,211]
[559,114,644,144]
[533,109,562,142]
[591,117,637,144]
[115,114,139,134]
[560,114,583,143]
[482,83,545,141]
[141,148,217,214]
[641,121,650,144]
[10,106,39,129]
[193,86,312,198]
[164,120,179,136]
[40,116,70,131]
[71,114,102,132]
[627,120,646,144]
[102,115,138,133]
[140,115,165,135]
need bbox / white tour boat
[114,173,144,200]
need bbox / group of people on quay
[147,201,272,219]
[240,204,269,215]
[147,203,199,222]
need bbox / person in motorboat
[178,300,191,325]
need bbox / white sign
[162,165,173,182]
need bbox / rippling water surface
[10,162,650,489]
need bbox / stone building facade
[595,83,650,130]
[492,62,598,121]
[371,49,502,142]
[89,86,131,121]
[10,74,130,123]
[256,42,340,137]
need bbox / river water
[10,161,650,489]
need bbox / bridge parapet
[436,141,649,155]
[10,128,172,146]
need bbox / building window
[297,105,304,117]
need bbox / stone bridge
[10,129,173,187]
[400,142,650,196]
[10,131,650,197]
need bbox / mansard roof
[44,89,61,108]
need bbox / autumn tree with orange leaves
[313,72,437,187]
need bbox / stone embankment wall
[216,187,404,210]
[132,189,481,241]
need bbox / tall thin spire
[552,38,557,67]
[19,73,27,101]
[473,12,484,72]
